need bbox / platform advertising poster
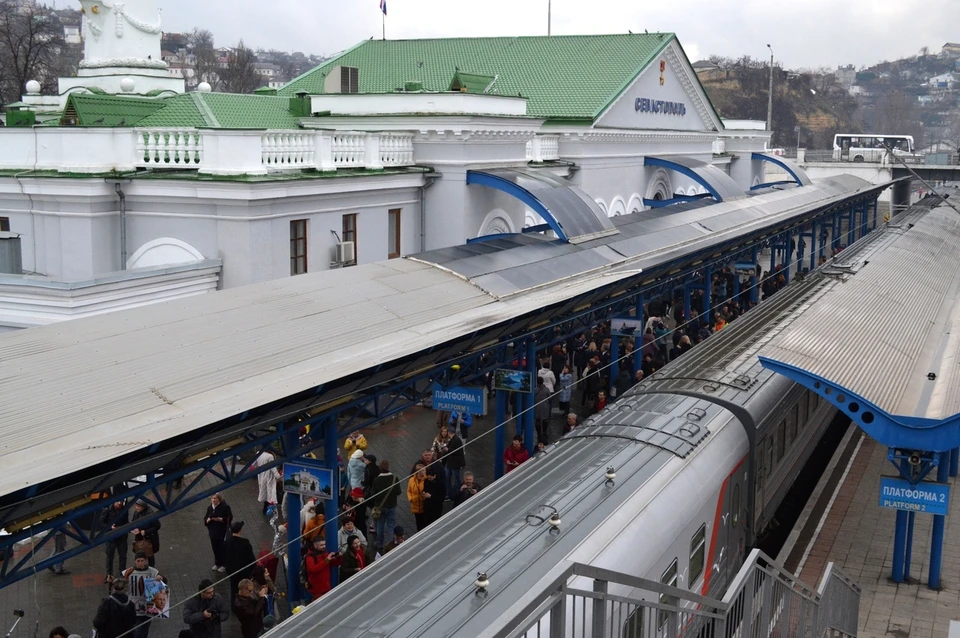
[612,316,644,336]
[493,369,533,393]
[283,459,335,500]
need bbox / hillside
[697,59,859,149]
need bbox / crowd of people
[41,254,823,638]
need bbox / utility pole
[766,44,775,133]
[548,0,552,36]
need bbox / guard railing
[478,550,859,638]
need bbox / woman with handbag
[130,501,160,568]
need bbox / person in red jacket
[304,536,341,601]
[504,436,530,473]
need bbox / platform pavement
[787,432,960,638]
[0,397,582,638]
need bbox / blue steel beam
[0,192,885,588]
[758,357,960,452]
[465,171,569,241]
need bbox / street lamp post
[548,0,552,36]
[766,44,774,133]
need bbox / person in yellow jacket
[407,463,427,533]
[344,431,367,453]
[302,512,325,544]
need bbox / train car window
[777,421,786,461]
[809,390,819,415]
[766,436,775,472]
[799,394,809,428]
[689,524,706,584]
[659,559,679,628]
[732,483,741,528]
[622,608,643,638]
[788,406,798,444]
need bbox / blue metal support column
[847,204,856,244]
[951,448,959,478]
[323,422,339,590]
[750,246,759,305]
[810,220,818,271]
[683,282,693,325]
[782,230,791,284]
[634,296,645,377]
[704,265,713,326]
[930,452,950,589]
[609,333,619,396]
[769,238,777,274]
[494,390,507,479]
[285,428,303,602]
[872,199,879,229]
[524,340,536,454]
[860,201,869,238]
[892,509,908,583]
[904,511,916,581]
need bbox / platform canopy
[751,152,813,189]
[644,155,747,202]
[759,203,960,451]
[466,168,619,244]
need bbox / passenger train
[266,219,894,638]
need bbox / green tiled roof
[137,92,301,129]
[279,34,675,121]
[61,94,167,126]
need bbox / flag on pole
[380,0,387,15]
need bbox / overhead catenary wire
[89,193,918,638]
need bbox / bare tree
[0,1,66,105]
[219,40,260,94]
[188,28,220,89]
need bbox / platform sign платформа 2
[879,476,950,516]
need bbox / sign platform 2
[879,476,950,516]
[432,384,487,415]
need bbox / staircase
[481,549,860,638]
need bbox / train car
[266,219,897,638]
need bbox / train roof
[269,198,916,637]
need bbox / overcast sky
[154,0,959,70]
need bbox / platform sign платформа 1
[879,476,950,516]
[432,384,486,415]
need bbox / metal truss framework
[0,189,886,589]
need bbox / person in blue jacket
[448,411,473,441]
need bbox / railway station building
[0,11,771,329]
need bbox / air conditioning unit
[335,241,355,264]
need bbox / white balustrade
[526,135,560,162]
[380,134,415,167]
[262,131,315,168]
[137,129,203,167]
[331,132,366,168]
[539,135,559,161]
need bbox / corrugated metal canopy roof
[0,175,883,501]
[760,203,960,424]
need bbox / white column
[314,131,336,172]
[199,129,268,176]
[364,133,383,170]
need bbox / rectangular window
[766,436,775,474]
[789,404,799,442]
[0,217,8,232]
[342,213,358,265]
[290,219,307,275]
[689,524,706,585]
[777,420,786,461]
[659,559,678,628]
[388,208,401,259]
[622,609,643,638]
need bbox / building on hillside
[836,64,856,91]
[929,72,957,90]
[941,43,960,58]
[691,59,723,82]
[0,24,774,331]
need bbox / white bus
[833,133,914,162]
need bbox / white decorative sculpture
[77,0,166,70]
[51,0,184,102]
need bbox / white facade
[0,35,772,330]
